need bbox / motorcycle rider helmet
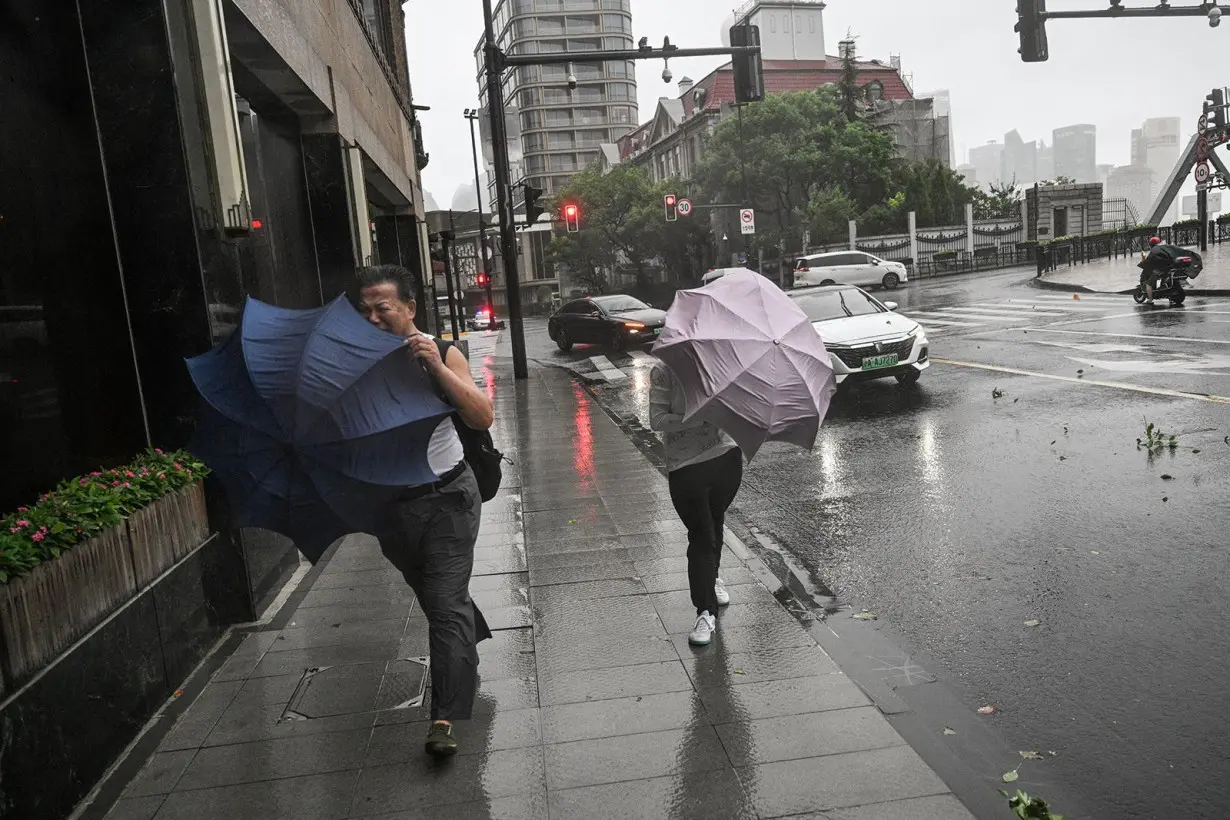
[1149,236,1162,246]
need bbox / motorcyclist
[1138,237,1186,304]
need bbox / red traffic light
[251,219,263,229]
[565,204,578,216]
[665,195,676,206]
[476,273,489,287]
[564,203,581,233]
[664,194,678,222]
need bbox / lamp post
[463,108,496,326]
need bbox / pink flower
[31,531,45,543]
[80,478,89,486]
[123,482,131,488]
[15,520,30,529]
[112,481,121,487]
[158,474,166,480]
[16,506,27,512]
[154,449,163,455]
[9,527,20,534]
[124,471,135,478]
[90,472,102,477]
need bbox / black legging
[667,448,744,616]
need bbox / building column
[965,203,975,255]
[848,220,858,250]
[373,210,429,311]
[908,211,919,276]
[303,132,361,299]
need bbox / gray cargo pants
[376,465,492,721]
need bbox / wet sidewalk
[96,336,975,820]
[1038,242,1230,294]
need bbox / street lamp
[463,108,496,325]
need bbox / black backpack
[431,338,506,502]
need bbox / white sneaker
[714,578,730,607]
[689,612,717,646]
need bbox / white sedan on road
[788,285,929,386]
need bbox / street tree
[694,87,898,254]
[973,179,1023,221]
[547,165,661,291]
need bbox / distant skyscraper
[475,0,639,196]
[1037,141,1054,181]
[1131,128,1146,166]
[1001,129,1037,186]
[1053,124,1097,183]
[1140,117,1182,222]
[969,141,1004,190]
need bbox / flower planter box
[0,526,137,689]
[126,482,209,588]
[0,479,209,691]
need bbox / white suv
[794,251,908,291]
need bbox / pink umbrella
[652,271,835,460]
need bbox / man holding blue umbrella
[355,264,495,758]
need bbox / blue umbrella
[185,296,452,562]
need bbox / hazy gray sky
[406,0,1226,203]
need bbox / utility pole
[463,108,496,325]
[1016,1,1223,61]
[480,18,762,379]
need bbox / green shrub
[0,450,208,584]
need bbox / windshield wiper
[836,291,853,318]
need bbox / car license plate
[861,354,899,370]
[653,327,662,336]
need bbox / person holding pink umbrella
[649,361,742,646]
[651,270,836,647]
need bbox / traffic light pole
[482,16,761,379]
[482,0,528,378]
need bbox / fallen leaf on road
[733,669,746,675]
[1003,769,1020,783]
[1049,751,1059,757]
[1192,449,1201,454]
[568,519,578,525]
[1161,474,1174,480]
[1090,551,1100,555]
[1014,398,1019,403]
[1019,751,1044,760]
[1073,294,1081,300]
[852,611,878,621]
[943,727,957,735]
[1050,440,1057,446]
[992,387,1005,399]
[1024,620,1042,627]
[174,689,184,698]
[978,705,996,715]
[1058,456,1067,461]
[1162,497,1169,503]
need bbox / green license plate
[653,328,662,336]
[861,354,899,370]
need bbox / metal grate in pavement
[281,657,429,720]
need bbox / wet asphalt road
[522,267,1230,819]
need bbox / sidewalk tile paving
[99,333,977,820]
[1041,242,1230,292]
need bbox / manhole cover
[282,657,428,720]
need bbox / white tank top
[424,336,466,478]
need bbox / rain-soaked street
[529,267,1230,819]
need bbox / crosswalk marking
[1026,294,1125,303]
[935,306,1067,318]
[975,301,1108,313]
[627,350,656,365]
[588,355,627,381]
[915,309,1057,323]
[916,317,983,327]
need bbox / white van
[793,251,908,291]
[701,267,754,286]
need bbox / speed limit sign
[1195,161,1212,185]
[676,198,693,217]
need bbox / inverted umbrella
[652,271,836,460]
[185,296,452,562]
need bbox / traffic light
[664,194,678,222]
[729,25,764,105]
[1015,0,1048,62]
[563,203,580,233]
[524,182,546,227]
[1207,88,1227,135]
[476,273,489,288]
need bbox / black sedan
[547,295,667,352]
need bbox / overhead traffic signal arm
[1018,2,1225,62]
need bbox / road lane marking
[930,358,1230,403]
[588,355,627,381]
[1028,294,1125,302]
[1011,328,1230,345]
